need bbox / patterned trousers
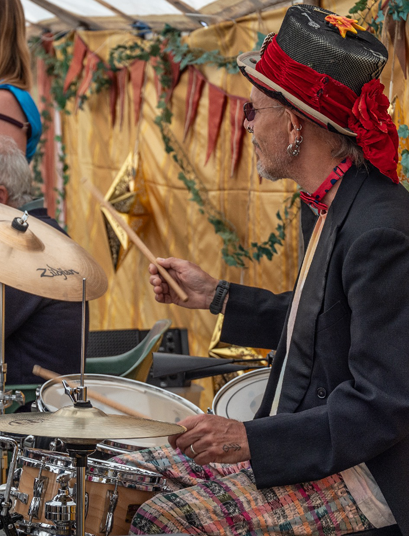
[113,445,374,536]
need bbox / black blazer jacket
[221,165,409,534]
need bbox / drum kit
[0,205,189,536]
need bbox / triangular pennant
[63,35,88,93]
[129,60,145,124]
[117,68,129,129]
[41,33,55,55]
[165,51,181,103]
[205,84,226,165]
[75,52,100,109]
[183,67,205,141]
[229,97,246,177]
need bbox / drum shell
[84,459,163,536]
[37,374,203,453]
[11,449,74,525]
[212,368,270,421]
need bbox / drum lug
[101,484,118,536]
[9,489,28,505]
[28,475,48,520]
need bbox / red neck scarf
[300,157,353,213]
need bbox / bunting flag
[152,48,181,103]
[56,34,249,180]
[117,68,129,129]
[205,84,226,165]
[129,60,146,124]
[63,35,88,93]
[183,67,205,141]
[166,51,181,103]
[229,97,246,177]
[75,52,100,109]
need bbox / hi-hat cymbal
[0,204,107,301]
[0,405,185,441]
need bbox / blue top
[0,84,42,162]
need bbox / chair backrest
[122,319,172,382]
[85,319,171,381]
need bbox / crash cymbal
[0,204,107,301]
[0,404,185,441]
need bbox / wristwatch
[209,280,230,315]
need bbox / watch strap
[209,280,230,315]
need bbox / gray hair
[326,130,366,168]
[0,135,33,207]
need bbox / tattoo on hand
[222,443,241,452]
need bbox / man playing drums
[119,5,407,535]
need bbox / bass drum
[212,368,270,421]
[37,374,203,451]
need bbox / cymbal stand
[61,279,95,536]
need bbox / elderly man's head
[238,4,398,184]
[0,135,33,208]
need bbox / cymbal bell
[0,404,185,442]
[0,204,107,301]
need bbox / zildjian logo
[37,265,80,280]
[222,444,241,452]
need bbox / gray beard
[256,160,281,182]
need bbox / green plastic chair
[85,319,172,382]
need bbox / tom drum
[212,368,270,421]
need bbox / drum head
[38,374,203,448]
[212,368,270,421]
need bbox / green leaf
[398,124,409,138]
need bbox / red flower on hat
[348,79,399,183]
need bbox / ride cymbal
[0,405,185,441]
[0,204,107,301]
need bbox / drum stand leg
[66,442,96,536]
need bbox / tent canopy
[22,0,294,33]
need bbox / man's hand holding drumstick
[148,257,223,311]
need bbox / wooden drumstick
[81,178,188,303]
[33,365,150,420]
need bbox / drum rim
[212,367,271,417]
[87,458,163,488]
[38,373,203,416]
[19,448,74,472]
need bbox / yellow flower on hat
[325,15,365,38]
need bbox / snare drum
[37,374,203,453]
[11,448,74,525]
[84,458,163,536]
[212,368,270,421]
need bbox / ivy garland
[30,26,298,268]
[30,16,409,264]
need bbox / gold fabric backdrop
[59,1,407,409]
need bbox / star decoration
[101,151,151,271]
[325,15,365,38]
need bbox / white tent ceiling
[21,0,214,23]
[21,0,290,33]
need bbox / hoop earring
[287,125,303,157]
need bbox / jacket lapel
[256,166,369,418]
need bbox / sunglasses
[243,102,282,122]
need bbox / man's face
[245,87,291,182]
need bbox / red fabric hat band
[248,36,399,183]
